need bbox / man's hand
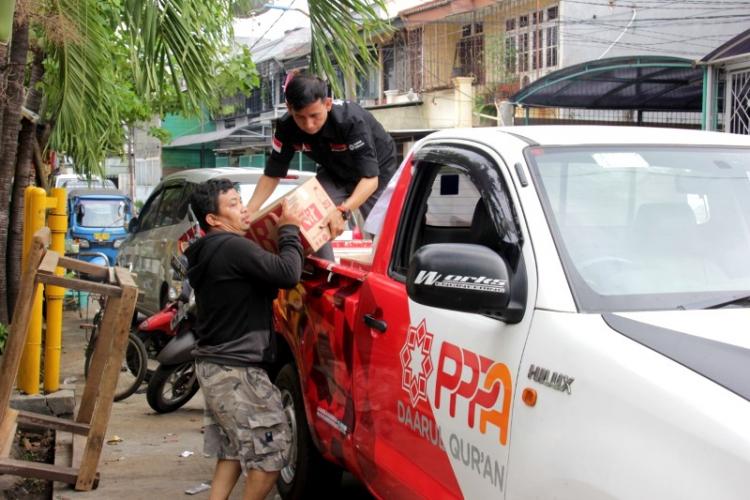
[326,209,347,238]
[278,199,303,227]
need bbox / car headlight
[114,239,123,249]
[78,239,90,249]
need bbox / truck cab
[272,126,750,499]
[66,189,133,266]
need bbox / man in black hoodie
[185,178,303,500]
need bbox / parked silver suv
[117,167,314,316]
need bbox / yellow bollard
[44,188,67,392]
[18,187,48,394]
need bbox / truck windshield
[76,199,129,228]
[527,145,750,311]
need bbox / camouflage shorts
[195,361,291,473]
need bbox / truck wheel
[275,364,342,499]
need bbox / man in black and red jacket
[246,73,397,259]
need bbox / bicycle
[82,294,148,402]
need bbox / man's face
[206,188,250,234]
[288,97,332,135]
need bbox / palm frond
[44,0,121,176]
[308,0,392,96]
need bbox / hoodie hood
[185,231,236,290]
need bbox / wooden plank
[37,250,59,275]
[75,285,138,491]
[108,267,116,285]
[75,296,121,425]
[0,409,18,459]
[0,236,46,424]
[36,274,122,298]
[0,457,99,488]
[57,256,108,280]
[32,227,51,247]
[114,267,136,288]
[72,434,87,470]
[16,411,90,436]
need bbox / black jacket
[184,226,303,367]
[266,101,397,183]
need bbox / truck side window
[392,161,506,277]
[419,167,482,245]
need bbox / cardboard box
[245,177,336,253]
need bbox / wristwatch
[336,205,351,221]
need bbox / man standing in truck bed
[246,73,398,259]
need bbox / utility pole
[128,124,136,202]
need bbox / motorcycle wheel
[146,362,200,413]
[275,364,342,499]
[136,330,163,383]
[84,330,148,402]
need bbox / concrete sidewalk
[53,306,232,500]
[46,307,370,500]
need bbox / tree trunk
[32,137,47,190]
[0,42,8,144]
[0,10,29,324]
[7,46,44,313]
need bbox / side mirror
[407,244,511,317]
[127,216,139,233]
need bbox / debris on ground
[2,429,54,499]
[179,451,194,458]
[106,435,123,444]
[184,482,211,495]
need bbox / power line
[249,0,300,51]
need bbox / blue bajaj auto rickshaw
[66,189,133,266]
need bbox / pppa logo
[435,342,512,446]
[400,319,434,407]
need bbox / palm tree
[0,0,389,323]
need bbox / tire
[84,330,148,402]
[275,364,342,499]
[136,331,162,384]
[146,362,200,413]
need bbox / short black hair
[284,74,329,110]
[189,178,235,232]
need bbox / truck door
[353,145,536,498]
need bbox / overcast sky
[233,0,310,44]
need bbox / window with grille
[408,27,423,91]
[727,68,750,135]
[546,25,559,68]
[532,31,542,70]
[518,32,529,73]
[455,22,484,84]
[505,36,517,74]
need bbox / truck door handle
[363,314,387,333]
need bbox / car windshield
[527,145,750,312]
[75,199,130,228]
[63,179,117,189]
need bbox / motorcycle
[143,255,200,413]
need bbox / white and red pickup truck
[270,126,750,499]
